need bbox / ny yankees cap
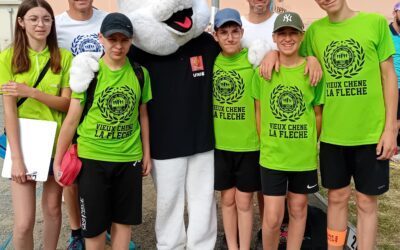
[100,13,133,38]
[395,2,400,11]
[273,12,304,33]
[214,8,242,29]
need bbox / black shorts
[214,149,261,192]
[260,167,319,196]
[48,158,54,176]
[77,158,143,238]
[319,142,389,195]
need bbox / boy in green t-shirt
[252,12,323,250]
[301,1,398,248]
[212,8,261,249]
[53,13,152,249]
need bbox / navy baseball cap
[214,8,242,29]
[100,13,133,38]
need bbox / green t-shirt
[301,12,395,146]
[0,47,72,154]
[252,61,323,171]
[213,48,259,152]
[72,58,152,162]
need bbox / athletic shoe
[105,232,136,250]
[67,235,85,250]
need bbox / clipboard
[1,118,57,182]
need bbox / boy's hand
[305,56,323,86]
[376,129,397,160]
[53,161,65,187]
[259,50,279,80]
[142,156,152,176]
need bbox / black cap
[100,13,133,38]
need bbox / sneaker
[67,235,85,250]
[105,231,136,250]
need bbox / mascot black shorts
[78,158,143,238]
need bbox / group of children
[212,8,322,250]
[0,0,397,249]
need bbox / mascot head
[118,0,210,55]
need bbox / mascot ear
[246,39,273,68]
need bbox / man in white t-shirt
[241,0,278,50]
[55,1,106,249]
[56,0,107,56]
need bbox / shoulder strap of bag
[128,57,144,91]
[72,72,99,144]
[79,72,99,125]
[16,59,51,108]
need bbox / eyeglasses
[23,16,53,26]
[216,29,242,40]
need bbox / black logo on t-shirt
[213,70,244,104]
[71,34,104,56]
[324,39,365,79]
[98,86,136,122]
[270,85,306,122]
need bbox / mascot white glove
[247,39,272,68]
[69,52,102,93]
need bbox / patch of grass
[317,162,400,248]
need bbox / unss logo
[270,85,306,122]
[71,34,104,56]
[213,70,244,104]
[98,86,136,122]
[324,39,365,79]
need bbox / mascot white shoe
[70,1,271,249]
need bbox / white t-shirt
[56,8,107,56]
[241,13,278,50]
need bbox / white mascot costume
[69,0,270,249]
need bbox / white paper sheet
[1,118,57,182]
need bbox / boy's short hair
[214,8,242,30]
[273,12,304,33]
[100,12,133,38]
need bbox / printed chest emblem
[323,39,365,79]
[190,56,204,71]
[270,85,306,122]
[98,86,136,122]
[213,70,244,105]
[71,34,104,56]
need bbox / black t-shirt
[129,33,220,159]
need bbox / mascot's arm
[246,39,273,68]
[69,52,102,93]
